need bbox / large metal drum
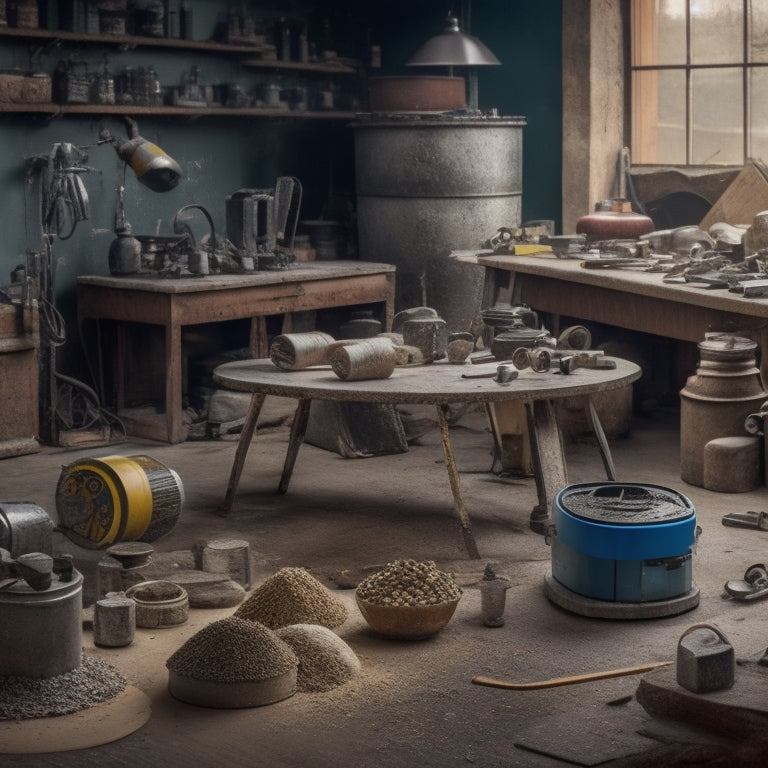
[353,115,526,333]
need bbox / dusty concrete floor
[1,399,768,767]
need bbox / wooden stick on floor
[472,661,672,691]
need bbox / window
[631,0,768,166]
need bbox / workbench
[461,251,768,382]
[212,356,641,557]
[77,261,395,443]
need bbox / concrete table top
[212,356,641,405]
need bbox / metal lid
[698,333,756,361]
[560,484,693,526]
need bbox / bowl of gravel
[355,559,462,640]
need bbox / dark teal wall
[351,0,563,228]
[0,0,562,378]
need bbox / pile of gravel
[0,654,126,721]
[356,559,462,606]
[234,567,348,629]
[275,624,361,692]
[166,616,297,682]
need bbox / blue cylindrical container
[550,482,696,603]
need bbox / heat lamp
[100,117,183,274]
[406,13,501,110]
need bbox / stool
[703,436,762,493]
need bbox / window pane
[749,67,768,159]
[632,0,687,66]
[691,0,743,65]
[749,0,768,62]
[691,67,743,164]
[632,69,687,164]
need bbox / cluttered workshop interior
[3,2,768,766]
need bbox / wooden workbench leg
[583,396,617,480]
[277,398,311,495]
[436,403,481,560]
[250,316,270,359]
[166,322,184,443]
[218,392,266,516]
[525,399,567,534]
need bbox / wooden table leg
[525,399,567,534]
[277,398,311,494]
[217,392,266,516]
[165,321,184,444]
[583,396,617,480]
[436,403,481,560]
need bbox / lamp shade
[406,15,500,67]
[116,135,182,193]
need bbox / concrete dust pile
[275,624,361,692]
[166,616,297,683]
[0,654,126,721]
[234,567,348,629]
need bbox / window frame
[630,0,766,167]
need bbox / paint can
[55,454,183,549]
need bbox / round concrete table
[213,357,641,558]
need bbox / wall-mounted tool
[104,116,182,193]
[225,177,302,270]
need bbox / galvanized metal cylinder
[0,501,55,557]
[0,568,83,678]
[680,336,767,486]
[353,115,526,333]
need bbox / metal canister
[55,454,183,549]
[680,334,767,486]
[0,568,84,678]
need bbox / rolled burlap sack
[330,340,397,381]
[270,332,335,370]
[323,336,394,363]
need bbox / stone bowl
[168,668,297,709]
[125,580,189,628]
[355,594,459,640]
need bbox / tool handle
[471,661,672,690]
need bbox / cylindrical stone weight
[94,593,136,647]
[201,538,252,589]
[702,436,762,493]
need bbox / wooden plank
[636,661,768,755]
[512,273,753,342]
[700,160,768,229]
[486,401,533,475]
